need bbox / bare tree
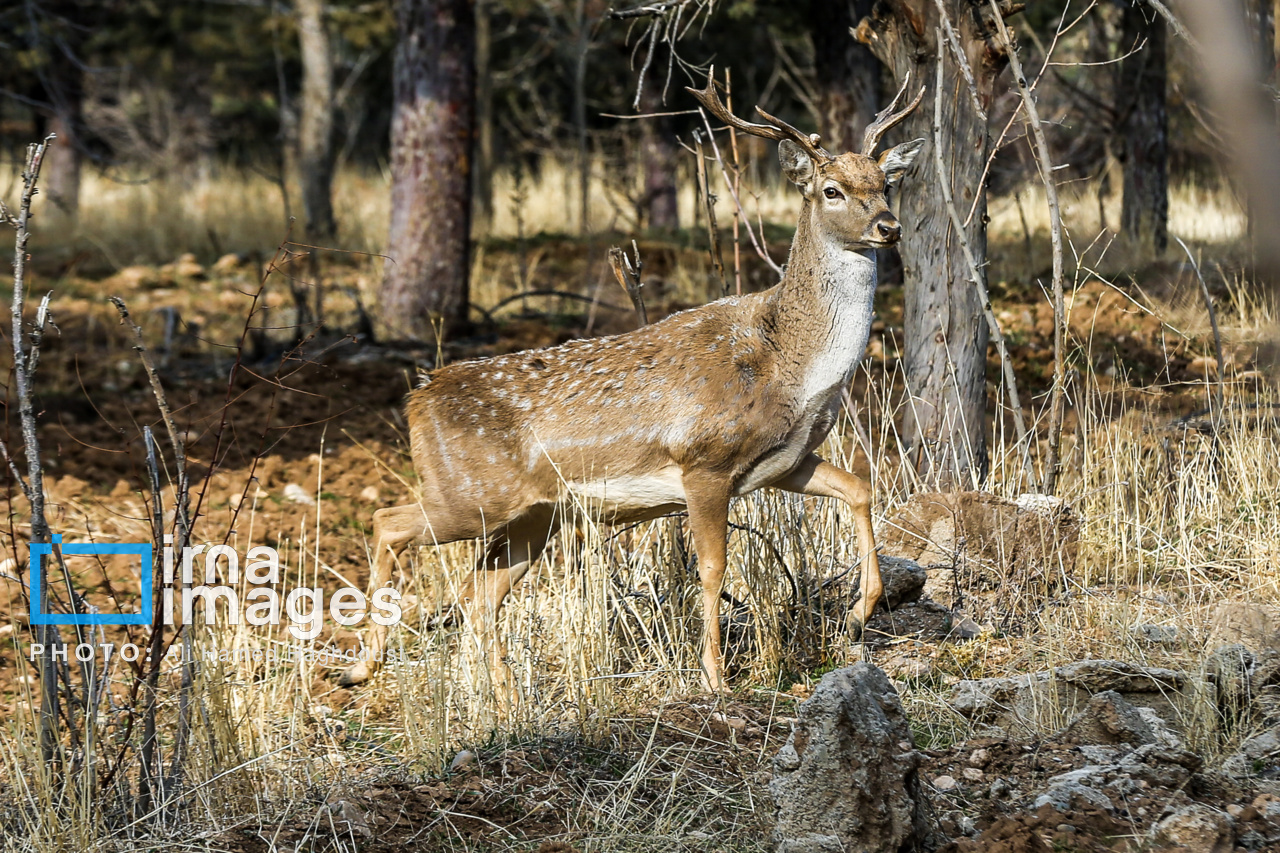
[640,74,679,230]
[856,0,1018,488]
[297,0,337,242]
[382,0,477,340]
[1118,0,1169,252]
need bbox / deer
[339,72,924,693]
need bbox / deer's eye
[823,186,844,200]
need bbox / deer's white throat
[799,246,878,407]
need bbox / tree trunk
[811,0,880,152]
[297,0,337,242]
[383,0,476,340]
[474,0,495,231]
[640,76,679,230]
[43,109,81,220]
[857,0,1015,489]
[1118,1,1168,253]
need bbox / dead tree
[856,0,1019,488]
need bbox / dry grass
[3,161,1280,851]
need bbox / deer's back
[402,292,828,520]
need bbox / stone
[1033,744,1202,816]
[448,749,476,772]
[1147,804,1234,853]
[1209,602,1280,653]
[771,663,938,853]
[931,775,958,792]
[949,660,1189,741]
[1057,690,1157,747]
[849,555,927,610]
[1222,727,1280,779]
[1132,623,1181,646]
[878,491,1079,628]
[283,483,316,505]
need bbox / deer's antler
[861,76,926,156]
[687,67,831,163]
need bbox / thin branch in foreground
[1175,236,1226,416]
[990,1,1068,495]
[7,134,61,764]
[695,105,784,279]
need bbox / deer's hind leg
[339,501,490,687]
[455,503,562,698]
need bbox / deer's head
[689,74,924,251]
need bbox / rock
[864,599,954,643]
[878,491,1079,628]
[359,485,381,503]
[1222,727,1280,779]
[932,775,958,792]
[321,797,373,838]
[1058,690,1156,747]
[213,252,247,272]
[283,483,316,505]
[1209,643,1280,726]
[1033,744,1202,816]
[950,660,1189,741]
[879,556,928,608]
[1148,804,1234,853]
[1033,767,1115,813]
[448,749,476,772]
[848,555,926,611]
[770,663,938,853]
[1132,623,1181,646]
[1209,602,1280,653]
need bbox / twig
[1175,236,1225,415]
[108,295,195,802]
[695,106,783,278]
[990,3,1067,495]
[7,134,61,764]
[1143,0,1199,50]
[691,128,727,295]
[929,37,1031,469]
[931,0,986,121]
[608,242,649,325]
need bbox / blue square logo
[30,535,152,626]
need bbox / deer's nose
[874,215,901,243]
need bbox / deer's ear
[878,138,924,186]
[779,140,815,192]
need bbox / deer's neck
[767,203,878,397]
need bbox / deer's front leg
[683,473,733,693]
[773,453,882,631]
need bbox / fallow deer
[340,73,924,692]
